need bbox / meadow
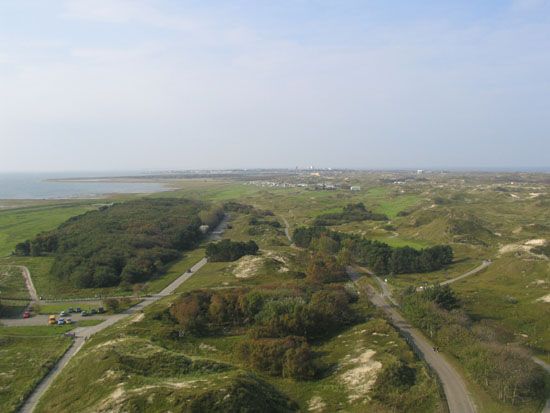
[0,202,96,257]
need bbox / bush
[239,336,316,380]
[103,298,120,313]
[206,239,259,262]
[170,286,355,340]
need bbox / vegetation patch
[0,328,72,413]
[206,239,259,262]
[313,203,387,226]
[14,199,223,289]
[401,285,548,407]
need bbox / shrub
[239,336,316,380]
[103,298,120,313]
[206,239,259,262]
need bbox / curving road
[348,267,477,413]
[17,217,228,413]
[440,260,491,286]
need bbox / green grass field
[0,203,96,257]
[0,266,30,317]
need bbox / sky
[0,0,549,172]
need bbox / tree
[206,239,259,262]
[103,298,120,313]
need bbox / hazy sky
[1,0,549,172]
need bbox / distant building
[416,169,424,174]
[350,186,361,191]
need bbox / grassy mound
[35,336,296,413]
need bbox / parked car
[48,315,57,325]
[65,318,72,324]
[57,318,65,325]
[23,311,30,319]
[76,307,81,313]
[97,307,105,314]
[81,310,89,317]
[90,309,97,315]
[67,307,74,313]
[59,311,68,317]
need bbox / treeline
[169,285,357,379]
[293,227,453,275]
[313,203,387,226]
[15,199,224,288]
[401,285,546,406]
[205,239,259,262]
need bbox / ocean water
[0,172,168,200]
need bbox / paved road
[359,266,399,306]
[17,217,228,413]
[348,267,477,413]
[440,260,491,286]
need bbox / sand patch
[233,255,264,278]
[98,381,203,411]
[537,294,550,303]
[264,251,290,272]
[308,395,327,411]
[199,343,218,352]
[340,349,382,402]
[525,239,547,247]
[130,313,144,323]
[499,239,548,259]
[95,337,130,349]
[232,251,290,278]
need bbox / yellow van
[48,315,56,325]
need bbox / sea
[0,172,169,200]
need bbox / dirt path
[440,260,491,286]
[348,267,477,413]
[16,265,39,302]
[281,216,292,242]
[17,217,228,413]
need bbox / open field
[0,266,30,317]
[0,203,96,257]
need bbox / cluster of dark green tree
[14,199,224,288]
[205,239,259,262]
[169,285,357,379]
[293,226,453,275]
[313,203,387,226]
[401,285,547,406]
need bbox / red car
[23,311,30,319]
